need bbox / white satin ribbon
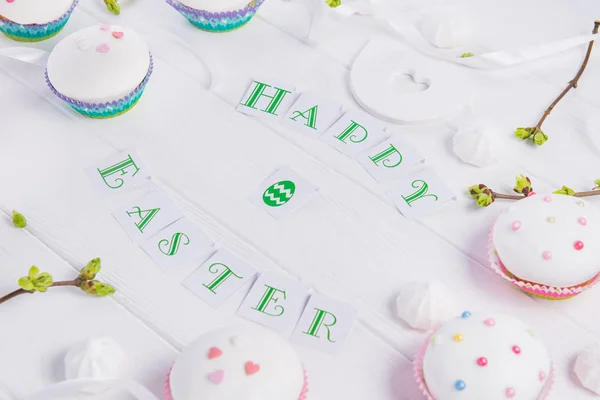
[23,378,159,400]
[0,47,49,66]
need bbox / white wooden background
[1,0,600,398]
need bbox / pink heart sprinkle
[542,251,552,260]
[543,195,552,202]
[96,43,110,54]
[244,361,260,376]
[207,370,224,384]
[112,31,124,39]
[100,24,110,31]
[207,347,222,360]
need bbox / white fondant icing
[574,343,600,395]
[420,8,473,49]
[47,25,150,104]
[169,326,304,400]
[0,0,73,25]
[423,313,551,400]
[178,0,251,13]
[64,337,128,380]
[452,121,502,168]
[493,194,600,288]
[396,281,459,331]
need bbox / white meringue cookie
[574,343,600,395]
[453,121,502,167]
[64,337,127,380]
[420,8,473,49]
[395,281,459,331]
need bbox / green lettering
[241,81,292,116]
[402,180,438,207]
[126,206,160,233]
[303,308,337,343]
[335,120,368,144]
[203,263,243,293]
[97,154,140,189]
[369,144,403,168]
[251,285,286,316]
[290,105,319,129]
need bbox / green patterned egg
[263,180,296,207]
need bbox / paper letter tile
[237,78,296,120]
[86,150,150,193]
[237,272,309,333]
[112,191,184,243]
[291,293,358,355]
[250,167,318,219]
[386,167,456,218]
[141,218,214,270]
[281,92,343,137]
[320,110,388,158]
[183,249,259,308]
[357,136,425,183]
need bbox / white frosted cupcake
[491,193,600,299]
[0,0,78,42]
[166,326,308,400]
[414,312,553,400]
[166,0,265,32]
[46,25,153,118]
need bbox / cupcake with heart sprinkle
[166,326,308,400]
[46,24,153,118]
[0,0,79,42]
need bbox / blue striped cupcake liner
[166,0,265,32]
[45,54,154,119]
[0,0,79,42]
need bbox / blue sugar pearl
[461,311,471,318]
[455,380,466,391]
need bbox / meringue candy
[453,121,503,167]
[420,8,473,49]
[64,337,127,380]
[396,281,459,330]
[574,343,600,394]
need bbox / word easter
[237,79,456,217]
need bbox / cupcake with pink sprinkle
[166,326,308,400]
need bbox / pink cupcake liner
[488,225,600,300]
[413,334,555,400]
[165,364,309,399]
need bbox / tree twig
[0,279,80,305]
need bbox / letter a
[252,285,286,317]
[126,206,161,233]
[335,120,368,144]
[97,154,140,189]
[241,81,292,116]
[289,105,319,129]
[303,308,338,343]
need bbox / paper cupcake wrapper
[45,54,153,119]
[488,225,600,300]
[166,0,265,32]
[165,363,309,399]
[0,0,79,42]
[413,333,555,400]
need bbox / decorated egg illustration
[263,180,296,207]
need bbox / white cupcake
[166,0,265,32]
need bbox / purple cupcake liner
[166,0,265,32]
[0,0,80,41]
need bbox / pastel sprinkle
[511,221,521,231]
[453,334,464,342]
[112,31,124,39]
[527,329,535,337]
[542,251,552,260]
[527,192,537,197]
[455,380,466,391]
[505,387,516,398]
[476,357,488,367]
[577,200,585,207]
[484,318,496,327]
[512,345,521,354]
[543,196,552,202]
[244,361,261,376]
[574,241,584,251]
[430,336,439,345]
[539,371,546,381]
[546,216,555,223]
[100,24,110,30]
[96,43,110,53]
[207,347,222,360]
[461,311,471,318]
[207,370,224,384]
[579,217,587,226]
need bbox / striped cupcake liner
[166,0,265,32]
[45,54,153,119]
[413,333,555,400]
[488,225,600,300]
[0,0,79,42]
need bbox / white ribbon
[23,378,159,400]
[0,47,49,66]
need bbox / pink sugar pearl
[542,251,552,260]
[6,0,14,3]
[574,241,584,251]
[512,345,521,354]
[539,371,546,381]
[579,217,587,226]
[484,318,496,327]
[477,357,488,367]
[511,221,521,231]
[505,387,516,398]
[543,195,552,202]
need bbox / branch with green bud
[0,258,115,305]
[104,0,120,15]
[460,52,474,58]
[325,0,342,7]
[11,210,26,228]
[468,175,600,207]
[514,20,600,146]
